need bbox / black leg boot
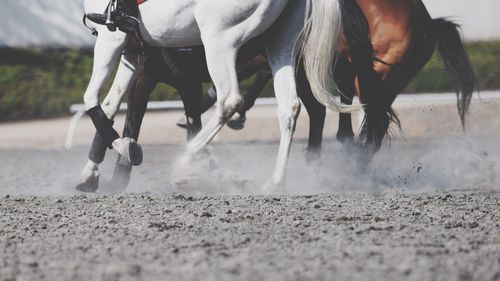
[87,105,143,166]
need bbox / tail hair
[301,0,361,113]
[432,18,478,128]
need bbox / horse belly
[139,0,202,47]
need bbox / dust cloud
[166,136,498,195]
[0,135,498,196]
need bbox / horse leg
[259,0,311,191]
[200,86,217,113]
[334,58,356,144]
[263,61,301,190]
[98,44,145,166]
[109,67,157,191]
[227,68,273,130]
[296,62,326,162]
[171,47,242,186]
[181,46,242,157]
[177,80,203,140]
[76,31,127,192]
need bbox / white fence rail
[65,91,500,149]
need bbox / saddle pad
[137,0,147,4]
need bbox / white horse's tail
[301,0,361,113]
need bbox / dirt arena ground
[1,97,500,280]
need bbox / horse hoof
[176,116,188,129]
[336,132,355,144]
[227,114,246,130]
[75,176,99,193]
[113,138,143,166]
[128,139,143,166]
[261,181,283,194]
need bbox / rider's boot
[86,0,140,33]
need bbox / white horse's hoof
[227,113,246,130]
[76,162,100,193]
[76,175,99,193]
[170,155,189,186]
[261,181,283,194]
[112,138,143,166]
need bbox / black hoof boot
[227,113,246,130]
[75,176,99,193]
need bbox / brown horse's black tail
[431,18,478,128]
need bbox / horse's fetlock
[224,94,244,110]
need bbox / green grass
[405,41,500,92]
[1,41,499,122]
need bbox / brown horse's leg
[334,58,356,144]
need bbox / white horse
[80,0,359,191]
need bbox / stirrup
[85,13,140,34]
[86,13,109,26]
[115,15,141,34]
[86,12,118,32]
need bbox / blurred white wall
[0,0,498,48]
[423,0,500,41]
[0,0,94,48]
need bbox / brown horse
[219,0,476,157]
[336,0,475,151]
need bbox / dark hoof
[176,116,188,129]
[227,115,246,130]
[128,140,143,166]
[75,176,99,193]
[336,132,355,144]
[305,149,321,163]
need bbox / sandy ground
[1,96,500,280]
[1,192,500,281]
